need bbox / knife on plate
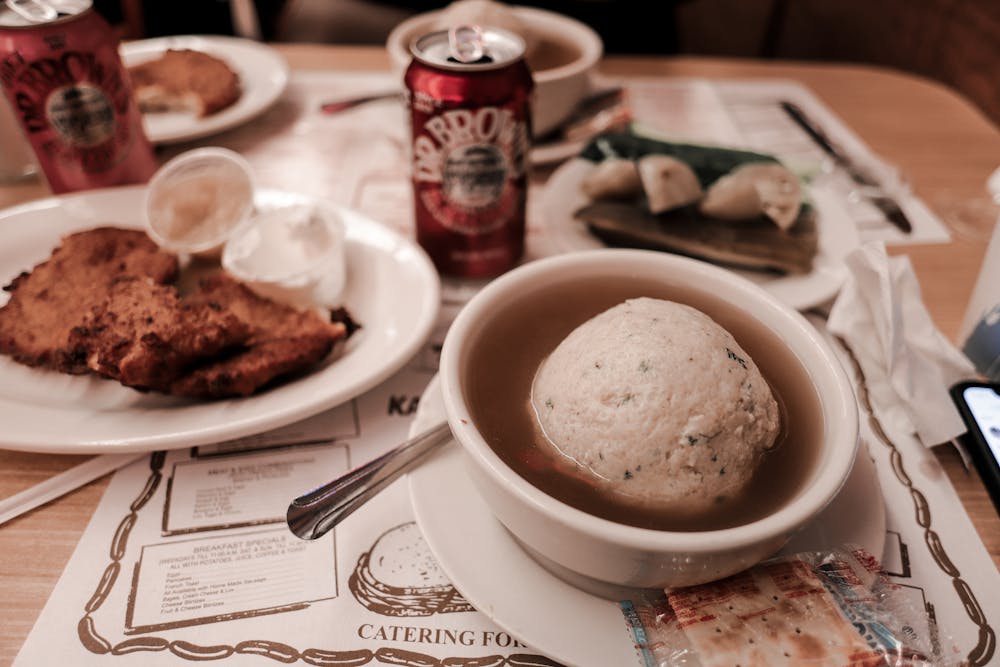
[779,100,912,234]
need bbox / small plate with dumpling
[537,130,860,310]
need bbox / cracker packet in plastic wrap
[619,547,963,666]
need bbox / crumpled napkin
[827,242,976,448]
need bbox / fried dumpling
[636,154,704,214]
[580,157,642,201]
[699,162,802,230]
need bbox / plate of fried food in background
[538,131,860,311]
[121,35,289,144]
[0,187,439,454]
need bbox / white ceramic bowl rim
[440,249,859,554]
[385,4,603,81]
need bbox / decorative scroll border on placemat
[75,452,563,666]
[837,336,996,666]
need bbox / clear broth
[463,274,824,531]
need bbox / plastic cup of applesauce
[144,147,255,256]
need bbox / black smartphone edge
[949,380,1000,517]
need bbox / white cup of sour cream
[221,203,347,310]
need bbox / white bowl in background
[386,5,603,136]
[222,202,347,309]
[439,249,859,591]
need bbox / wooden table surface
[1,45,999,665]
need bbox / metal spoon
[286,421,452,540]
[319,91,401,115]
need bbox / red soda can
[0,2,157,193]
[405,26,533,278]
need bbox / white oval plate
[409,375,885,667]
[537,158,860,311]
[0,186,440,453]
[120,35,289,145]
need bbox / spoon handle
[286,421,452,540]
[319,91,401,114]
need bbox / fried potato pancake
[129,49,241,117]
[171,273,349,398]
[0,227,179,373]
[0,228,355,399]
[67,276,252,392]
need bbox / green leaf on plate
[579,130,780,189]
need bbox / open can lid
[0,0,92,27]
[411,26,525,72]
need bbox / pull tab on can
[448,24,486,63]
[4,0,58,23]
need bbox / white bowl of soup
[386,3,603,136]
[438,249,859,591]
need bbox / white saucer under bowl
[408,375,885,666]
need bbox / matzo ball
[530,297,780,514]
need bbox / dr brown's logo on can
[0,1,157,193]
[405,26,533,278]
